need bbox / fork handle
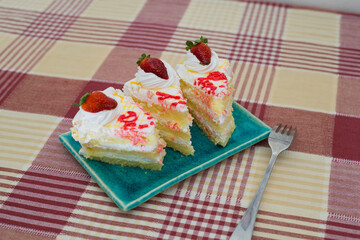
[229,153,278,240]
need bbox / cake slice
[176,36,235,146]
[123,54,194,156]
[71,87,166,170]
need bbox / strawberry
[73,91,117,113]
[185,36,211,65]
[137,54,169,79]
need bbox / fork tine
[283,125,288,134]
[290,128,296,137]
[273,124,281,132]
[284,126,292,135]
[279,124,286,133]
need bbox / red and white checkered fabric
[1,0,360,239]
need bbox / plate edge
[59,133,128,211]
[59,103,271,211]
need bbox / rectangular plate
[59,102,270,211]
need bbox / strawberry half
[137,54,169,79]
[185,36,212,65]
[73,91,117,113]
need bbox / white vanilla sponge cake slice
[176,37,235,147]
[71,87,166,170]
[123,54,194,156]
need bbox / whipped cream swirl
[72,87,123,143]
[184,50,219,73]
[135,60,178,89]
[73,88,121,126]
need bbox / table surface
[1,0,360,239]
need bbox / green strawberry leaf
[185,36,208,50]
[73,92,91,107]
[137,53,150,66]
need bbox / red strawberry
[137,54,169,79]
[185,36,211,65]
[73,91,117,113]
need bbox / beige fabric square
[0,0,52,11]
[31,41,113,80]
[0,33,16,56]
[0,37,52,72]
[178,0,246,33]
[232,62,273,103]
[160,52,187,68]
[269,68,338,112]
[0,110,61,170]
[81,0,146,21]
[283,9,340,46]
[243,148,331,239]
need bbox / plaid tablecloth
[1,0,360,239]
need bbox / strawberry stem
[185,36,208,50]
[137,53,150,66]
[73,92,91,107]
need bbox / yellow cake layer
[132,96,192,131]
[186,99,233,134]
[81,146,166,171]
[72,128,161,152]
[157,122,194,156]
[180,79,235,147]
[157,123,191,142]
[191,112,235,147]
[165,140,195,156]
[132,96,194,156]
[180,80,234,116]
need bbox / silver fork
[229,124,296,240]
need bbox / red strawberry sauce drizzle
[115,110,156,145]
[138,124,148,129]
[195,71,227,96]
[156,92,181,100]
[117,110,155,130]
[155,92,186,108]
[117,111,138,130]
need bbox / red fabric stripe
[13,0,91,73]
[0,217,59,234]
[3,16,358,77]
[18,178,86,193]
[23,170,89,185]
[254,226,322,240]
[1,5,359,57]
[0,0,91,105]
[9,185,82,201]
[0,209,67,226]
[3,201,72,217]
[0,0,67,102]
[64,220,158,239]
[0,0,67,69]
[61,229,156,240]
[327,218,360,231]
[6,193,78,209]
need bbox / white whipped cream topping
[71,87,159,152]
[194,78,229,99]
[176,56,232,86]
[123,80,189,118]
[184,50,219,73]
[135,60,178,89]
[72,87,122,130]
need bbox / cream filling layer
[80,147,164,163]
[181,80,233,124]
[176,59,232,87]
[189,107,234,142]
[159,129,192,146]
[74,130,161,152]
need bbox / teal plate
[59,102,270,211]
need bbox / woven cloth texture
[1,0,360,239]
